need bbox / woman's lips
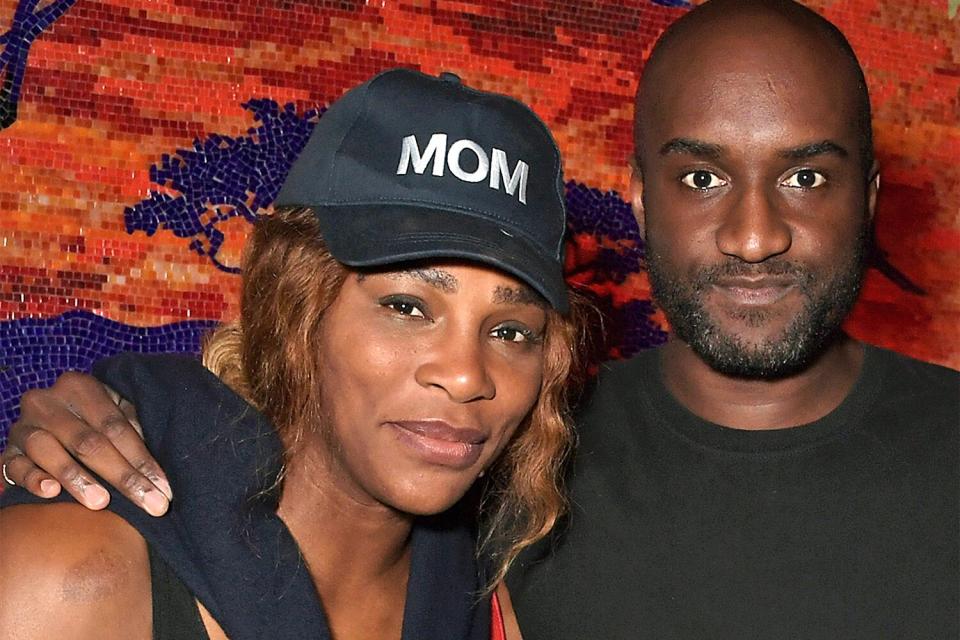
[388,420,486,469]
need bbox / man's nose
[715,185,792,263]
[414,332,496,403]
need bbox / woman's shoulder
[0,502,153,640]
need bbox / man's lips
[388,420,487,469]
[710,276,798,305]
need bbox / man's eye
[491,325,533,343]
[680,170,727,190]
[781,169,826,189]
[381,298,425,318]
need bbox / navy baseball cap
[274,68,569,312]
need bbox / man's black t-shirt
[509,344,959,639]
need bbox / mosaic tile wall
[1,0,958,444]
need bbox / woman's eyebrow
[382,270,545,306]
[493,285,547,308]
[387,268,460,293]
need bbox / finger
[78,390,172,501]
[2,445,61,497]
[117,398,143,437]
[115,397,172,501]
[6,433,109,509]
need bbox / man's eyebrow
[386,268,459,293]
[659,138,724,160]
[493,285,547,308]
[779,140,849,160]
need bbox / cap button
[438,71,462,84]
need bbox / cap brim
[311,204,569,312]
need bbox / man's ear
[866,160,880,225]
[628,159,646,240]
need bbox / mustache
[693,259,815,288]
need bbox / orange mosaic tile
[1,0,957,435]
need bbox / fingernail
[151,475,174,501]
[87,485,110,509]
[39,479,61,497]
[143,490,169,517]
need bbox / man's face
[634,28,877,378]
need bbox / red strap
[490,590,507,640]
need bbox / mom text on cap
[396,133,530,205]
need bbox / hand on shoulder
[0,502,153,640]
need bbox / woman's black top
[149,544,209,639]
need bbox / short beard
[645,228,868,379]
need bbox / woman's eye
[491,325,534,343]
[680,170,727,190]
[782,169,826,189]
[381,297,425,318]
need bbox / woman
[0,68,586,640]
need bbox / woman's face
[315,261,549,516]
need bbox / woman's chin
[380,475,479,517]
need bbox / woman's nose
[414,333,496,403]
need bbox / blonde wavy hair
[203,205,588,588]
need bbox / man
[3,1,958,638]
[508,0,960,640]
[507,1,958,638]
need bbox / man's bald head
[634,0,874,175]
